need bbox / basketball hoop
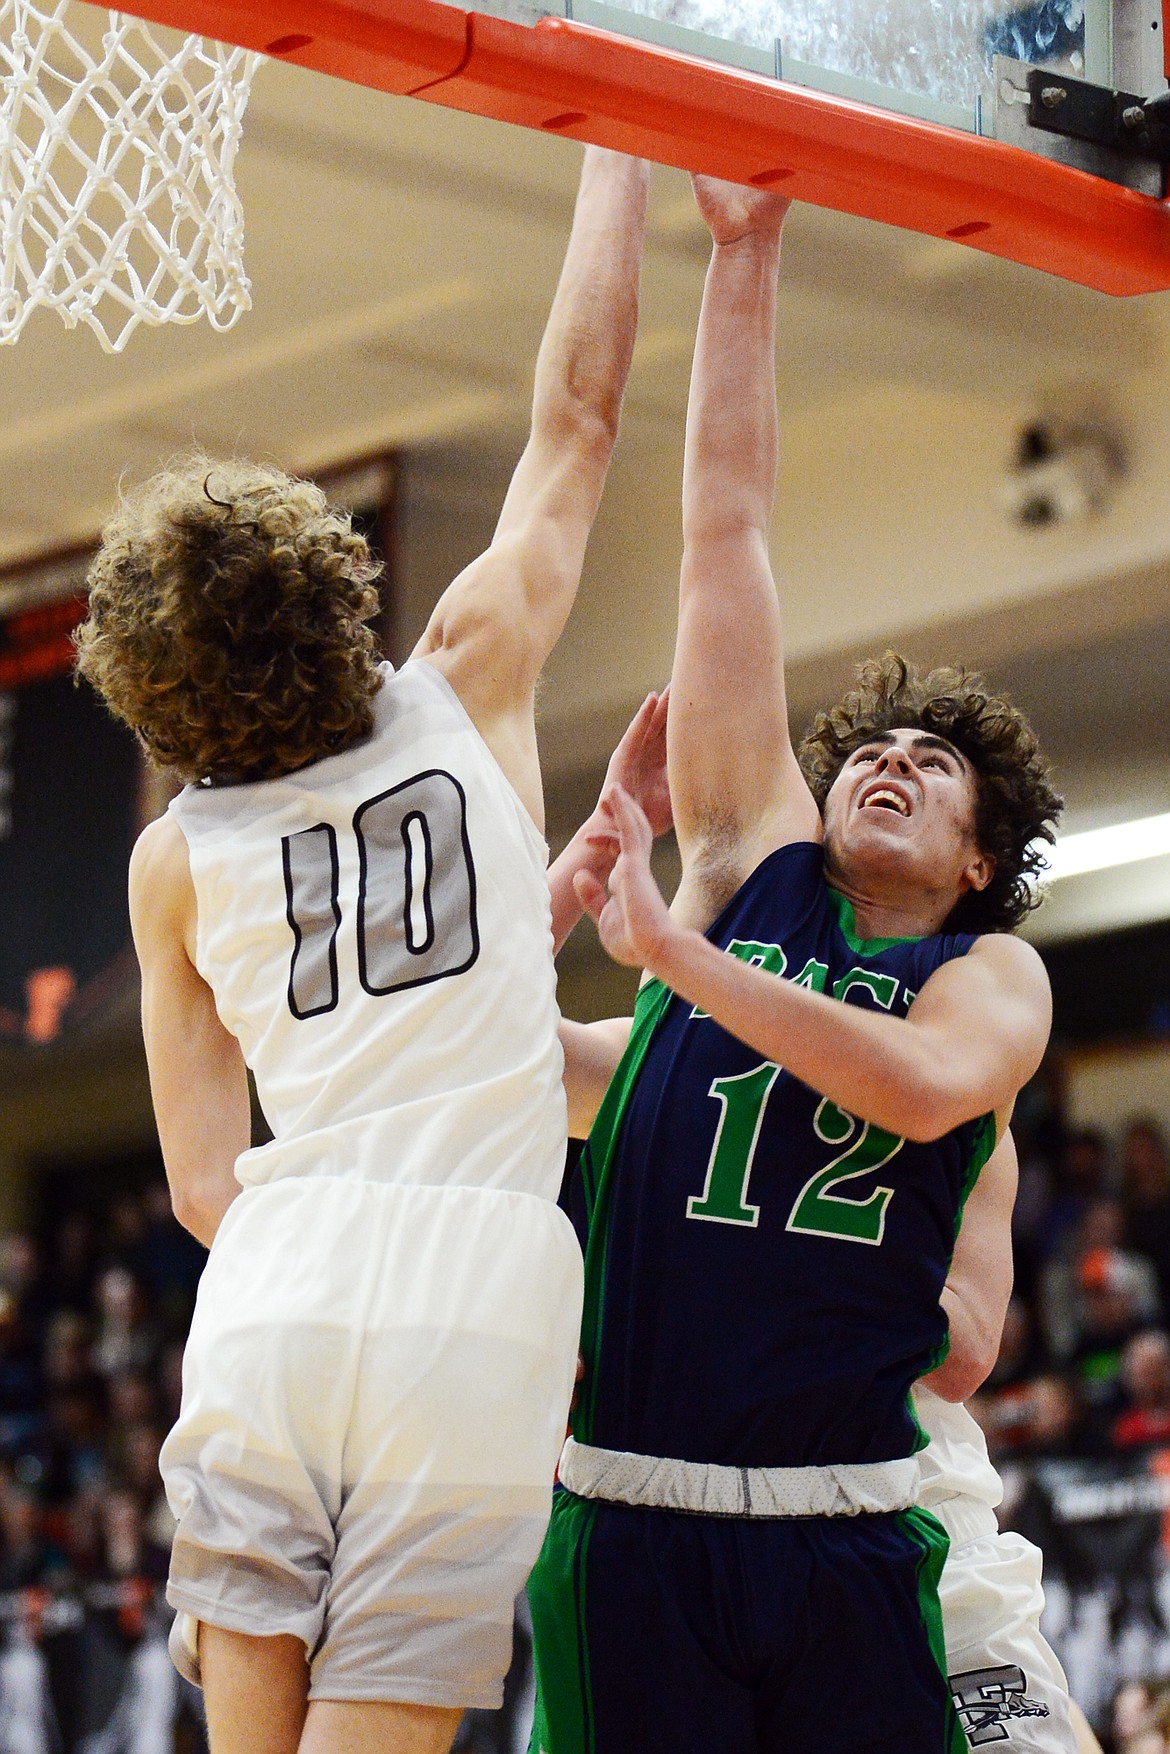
[0,3,262,351]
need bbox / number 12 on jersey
[686,1061,903,1245]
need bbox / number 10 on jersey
[282,769,479,1020]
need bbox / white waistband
[558,1437,921,1519]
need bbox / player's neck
[825,864,960,944]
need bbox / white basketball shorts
[940,1522,1077,1753]
[160,1175,584,1708]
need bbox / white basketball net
[0,3,262,351]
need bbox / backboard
[109,0,1170,292]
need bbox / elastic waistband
[558,1437,920,1519]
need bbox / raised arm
[670,179,819,928]
[414,148,650,825]
[130,817,250,1249]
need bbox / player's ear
[961,849,996,894]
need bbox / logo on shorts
[950,1666,1051,1746]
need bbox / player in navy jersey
[547,712,1101,1754]
[531,176,1062,1754]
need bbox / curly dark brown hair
[799,652,1062,934]
[74,454,385,784]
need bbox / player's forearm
[682,230,781,545]
[560,1017,633,1137]
[148,1029,251,1247]
[549,822,597,954]
[531,150,649,452]
[647,925,993,1141]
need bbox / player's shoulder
[966,930,1049,997]
[130,809,186,874]
[128,812,194,930]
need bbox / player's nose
[875,746,912,776]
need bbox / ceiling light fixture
[1040,811,1170,883]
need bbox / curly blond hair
[75,454,384,784]
[800,653,1062,934]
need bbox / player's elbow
[169,1187,210,1246]
[928,1332,999,1403]
[929,1279,1005,1402]
[893,1089,961,1146]
[895,1058,987,1144]
[168,1173,231,1251]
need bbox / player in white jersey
[914,1125,1103,1754]
[75,147,650,1754]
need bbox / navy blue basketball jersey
[571,840,995,1470]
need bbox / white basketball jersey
[169,660,567,1200]
[913,1383,1003,1542]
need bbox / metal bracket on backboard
[993,55,1167,193]
[1028,66,1170,166]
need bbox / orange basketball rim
[118,0,1170,296]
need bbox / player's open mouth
[859,787,911,816]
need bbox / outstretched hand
[605,686,672,836]
[576,688,672,889]
[549,691,672,956]
[691,174,791,246]
[574,784,675,972]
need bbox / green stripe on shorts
[576,977,672,1444]
[897,1504,967,1754]
[528,1490,599,1754]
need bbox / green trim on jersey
[528,1491,599,1754]
[909,1108,998,1450]
[826,887,927,954]
[897,1506,969,1754]
[575,976,673,1445]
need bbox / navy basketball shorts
[528,1487,967,1754]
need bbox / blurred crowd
[0,1181,203,1605]
[971,1108,1170,1467]
[8,1099,1170,1749]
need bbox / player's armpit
[922,1129,1017,1402]
[130,817,250,1249]
[560,1017,633,1139]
